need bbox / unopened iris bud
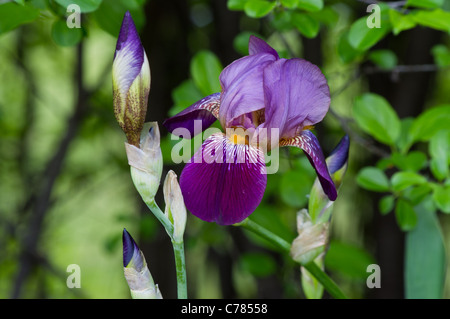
[122,229,162,299]
[125,122,163,203]
[163,170,187,243]
[290,209,329,265]
[113,11,151,147]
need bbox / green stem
[237,218,348,299]
[145,199,174,238]
[172,240,188,299]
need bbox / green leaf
[54,0,103,13]
[51,19,83,47]
[405,200,446,298]
[391,171,427,192]
[410,9,450,32]
[291,12,320,38]
[324,241,376,279]
[228,0,249,10]
[429,129,450,181]
[190,51,223,96]
[379,195,395,215]
[409,105,450,143]
[281,0,299,8]
[431,45,450,67]
[395,199,417,231]
[239,252,276,277]
[353,93,401,145]
[433,185,450,213]
[368,49,398,70]
[396,117,415,154]
[389,9,417,35]
[348,11,391,51]
[0,3,39,35]
[356,167,390,192]
[406,0,444,9]
[309,6,339,27]
[244,0,276,18]
[391,151,427,172]
[337,31,362,63]
[280,170,313,207]
[296,0,324,12]
[403,184,433,205]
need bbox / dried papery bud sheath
[113,11,151,147]
[122,229,162,299]
[290,209,329,265]
[125,122,163,203]
[163,170,187,243]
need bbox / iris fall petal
[280,130,337,201]
[180,133,267,225]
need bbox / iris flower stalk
[113,12,187,299]
[165,36,337,226]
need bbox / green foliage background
[0,0,449,299]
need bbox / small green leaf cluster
[354,93,450,231]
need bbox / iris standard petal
[262,58,330,139]
[219,53,277,128]
[248,35,279,58]
[163,92,220,138]
[180,133,267,225]
[280,130,337,201]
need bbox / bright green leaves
[406,0,444,9]
[408,105,450,143]
[432,45,450,68]
[391,171,427,192]
[368,49,398,70]
[296,0,324,12]
[410,9,450,33]
[395,198,418,231]
[353,93,401,146]
[54,0,103,13]
[291,12,320,38]
[51,19,83,46]
[0,2,39,35]
[348,5,391,52]
[356,167,390,192]
[389,9,417,35]
[429,130,450,181]
[190,51,223,96]
[244,0,276,18]
[432,185,450,213]
[405,201,446,298]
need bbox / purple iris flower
[164,36,336,225]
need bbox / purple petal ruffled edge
[180,133,267,225]
[262,58,331,139]
[280,130,337,201]
[163,92,221,138]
